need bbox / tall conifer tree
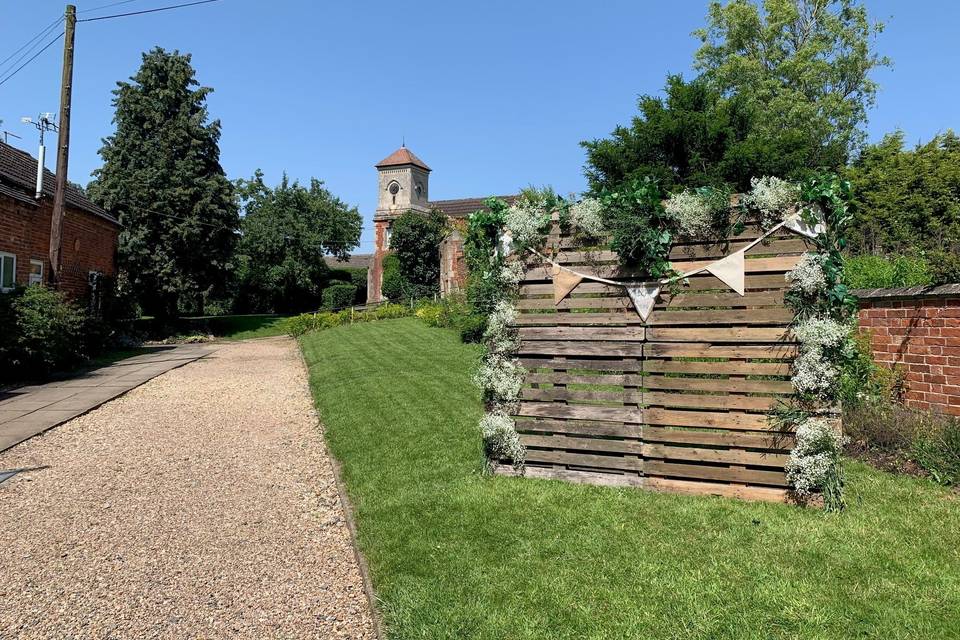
[89,48,238,318]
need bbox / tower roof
[375,146,431,171]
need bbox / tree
[387,210,447,300]
[845,130,960,256]
[583,0,888,194]
[694,0,888,168]
[583,75,755,193]
[235,170,362,313]
[88,48,238,319]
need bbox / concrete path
[0,344,213,452]
[0,337,375,638]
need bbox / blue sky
[1,0,958,253]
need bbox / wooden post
[49,4,76,286]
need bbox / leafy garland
[466,177,854,509]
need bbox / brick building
[0,141,119,301]
[366,145,516,303]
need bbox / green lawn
[300,318,960,639]
[183,314,290,341]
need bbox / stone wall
[0,193,119,300]
[855,284,960,416]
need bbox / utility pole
[49,4,76,286]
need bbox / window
[0,252,15,292]
[29,260,43,286]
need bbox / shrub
[283,303,412,337]
[1,286,89,381]
[843,254,932,289]
[381,255,405,302]
[844,401,960,485]
[322,283,358,311]
[455,313,487,344]
[928,250,960,285]
[597,177,675,277]
[911,418,960,486]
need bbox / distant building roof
[430,195,519,218]
[0,141,118,225]
[324,254,373,270]
[375,146,431,172]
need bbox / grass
[300,318,960,639]
[181,314,291,341]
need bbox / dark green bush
[928,250,960,285]
[1,286,89,381]
[322,283,358,311]
[381,255,405,302]
[454,313,487,344]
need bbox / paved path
[0,344,213,452]
[0,338,375,639]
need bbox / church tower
[368,146,432,303]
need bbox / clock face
[388,181,400,195]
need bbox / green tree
[845,130,960,256]
[88,48,238,319]
[694,0,888,168]
[387,210,447,299]
[235,170,362,313]
[583,0,888,194]
[583,75,755,192]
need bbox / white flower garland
[786,253,828,296]
[568,197,605,237]
[786,418,847,497]
[664,190,716,237]
[744,176,800,228]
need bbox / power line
[78,0,222,22]
[0,15,63,75]
[0,32,64,89]
[79,0,143,13]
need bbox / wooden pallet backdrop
[495,222,813,503]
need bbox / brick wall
[856,285,960,416]
[0,193,118,300]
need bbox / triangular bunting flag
[783,212,825,239]
[706,250,746,296]
[625,282,661,321]
[552,266,583,304]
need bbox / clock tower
[369,146,432,302]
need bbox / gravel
[0,338,375,639]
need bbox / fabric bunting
[551,264,584,304]
[705,250,746,296]
[625,282,661,321]
[530,209,822,321]
[783,212,825,239]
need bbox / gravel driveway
[0,338,375,639]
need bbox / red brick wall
[857,291,960,416]
[0,194,118,300]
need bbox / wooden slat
[646,327,792,343]
[515,308,794,326]
[520,434,788,467]
[515,418,639,438]
[643,360,791,376]
[519,357,643,373]
[644,408,771,431]
[526,371,792,394]
[517,402,642,424]
[519,387,776,411]
[644,460,786,485]
[516,340,644,357]
[642,426,793,450]
[643,343,796,358]
[523,448,642,472]
[518,326,645,341]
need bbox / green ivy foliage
[597,177,676,278]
